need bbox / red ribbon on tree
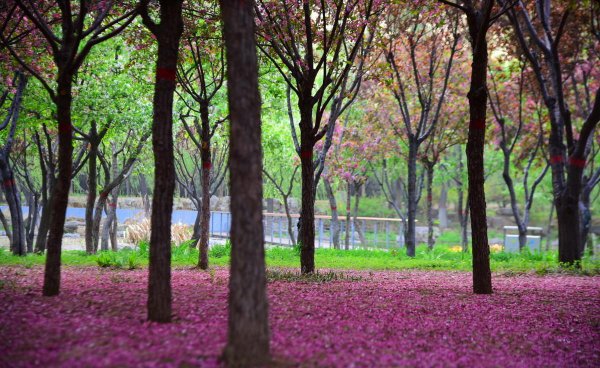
[569,157,586,168]
[58,123,73,134]
[109,203,117,208]
[300,150,312,159]
[470,118,486,130]
[550,155,564,165]
[3,178,14,188]
[331,206,337,211]
[156,67,176,82]
[203,161,212,169]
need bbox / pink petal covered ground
[0,267,598,367]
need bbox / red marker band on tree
[203,161,212,169]
[550,155,564,165]
[300,150,312,159]
[331,206,337,211]
[569,157,586,168]
[58,123,73,134]
[156,67,176,82]
[470,118,486,130]
[109,203,117,208]
[3,178,14,188]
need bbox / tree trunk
[144,0,184,323]
[139,173,151,217]
[221,0,271,365]
[438,182,448,230]
[43,78,74,297]
[0,206,11,243]
[324,177,340,249]
[405,139,418,256]
[282,195,296,246]
[198,102,211,270]
[465,12,492,294]
[353,182,366,247]
[0,164,25,255]
[345,181,351,250]
[426,163,435,250]
[84,123,99,254]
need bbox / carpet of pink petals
[0,267,598,367]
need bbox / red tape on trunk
[203,161,212,169]
[58,123,72,134]
[109,202,117,208]
[156,67,176,82]
[300,150,313,159]
[331,206,337,211]
[550,155,564,165]
[569,157,586,168]
[3,178,14,188]
[470,118,486,130]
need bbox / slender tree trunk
[139,173,151,217]
[406,140,418,256]
[353,183,366,247]
[345,182,351,250]
[143,0,184,323]
[465,14,492,294]
[324,177,340,249]
[84,124,99,254]
[0,163,25,255]
[282,195,296,246]
[198,102,211,270]
[579,188,592,255]
[43,78,74,297]
[426,163,435,250]
[438,182,448,230]
[191,210,202,242]
[0,205,11,243]
[221,0,271,365]
[461,199,470,253]
[545,202,554,251]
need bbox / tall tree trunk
[84,123,99,254]
[198,102,211,270]
[0,205,11,243]
[141,0,184,323]
[139,173,151,217]
[43,78,74,297]
[465,9,492,294]
[405,139,418,256]
[324,177,340,249]
[345,181,351,250]
[221,0,271,365]
[426,162,435,250]
[282,195,296,246]
[299,106,316,273]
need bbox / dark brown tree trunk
[345,181,352,250]
[220,0,271,366]
[299,131,316,272]
[426,162,435,250]
[43,78,74,297]
[324,177,340,249]
[465,7,492,294]
[141,0,184,323]
[198,102,211,270]
[405,139,418,256]
[84,122,100,254]
[438,182,448,230]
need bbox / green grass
[0,241,598,275]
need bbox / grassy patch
[0,243,598,275]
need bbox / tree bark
[465,4,493,294]
[405,139,418,256]
[198,102,211,270]
[345,181,352,250]
[141,0,184,323]
[426,162,435,250]
[84,122,101,254]
[43,77,74,296]
[324,177,340,249]
[220,0,271,365]
[438,182,448,230]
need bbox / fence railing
[209,211,406,249]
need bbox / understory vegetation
[1,240,597,275]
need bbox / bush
[210,241,231,258]
[96,250,140,270]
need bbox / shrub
[210,241,231,258]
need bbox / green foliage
[209,240,231,258]
[96,250,140,270]
[266,269,363,283]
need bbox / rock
[64,221,84,233]
[495,208,513,217]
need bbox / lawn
[1,242,598,275]
[0,266,598,367]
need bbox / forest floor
[0,266,598,367]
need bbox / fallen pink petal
[1,267,598,367]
